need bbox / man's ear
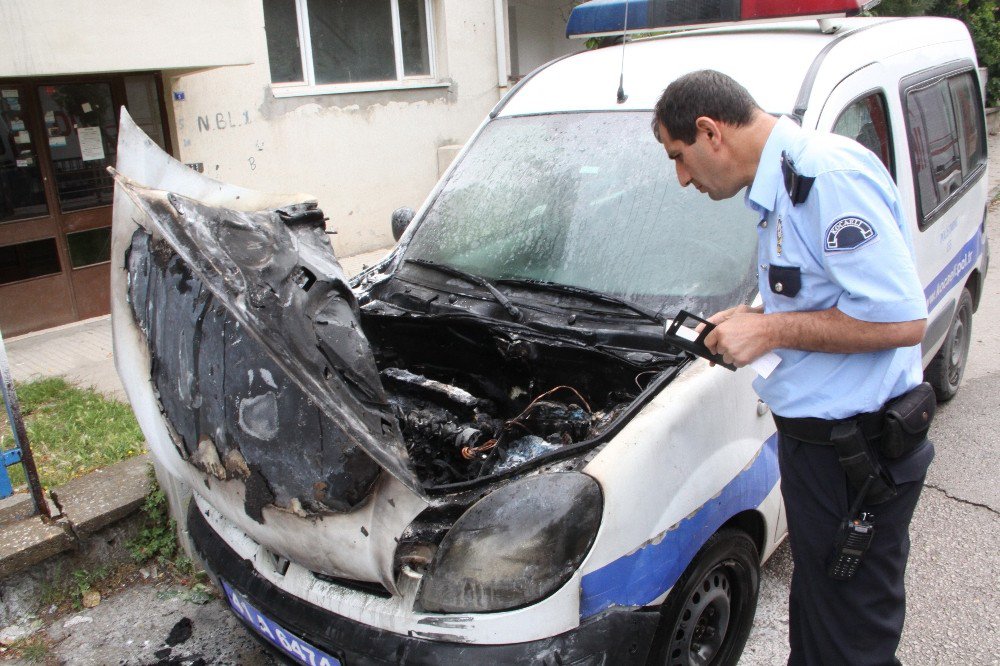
[695,117,723,149]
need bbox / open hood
[111,110,423,512]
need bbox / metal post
[0,330,50,517]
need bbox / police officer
[652,69,933,665]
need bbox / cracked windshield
[405,111,759,319]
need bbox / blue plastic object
[566,0,741,38]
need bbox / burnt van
[111,1,988,664]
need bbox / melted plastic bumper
[188,502,658,665]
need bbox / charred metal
[123,189,683,520]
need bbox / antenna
[616,0,629,104]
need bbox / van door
[816,61,988,374]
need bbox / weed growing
[3,635,50,663]
[126,470,177,564]
[0,377,144,489]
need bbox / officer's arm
[705,307,925,367]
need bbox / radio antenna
[616,0,629,103]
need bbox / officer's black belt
[772,410,884,445]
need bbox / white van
[111,3,988,664]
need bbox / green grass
[1,377,144,490]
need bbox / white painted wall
[509,0,582,77]
[0,0,253,77]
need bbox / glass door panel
[0,85,49,223]
[36,82,117,213]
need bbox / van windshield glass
[403,112,759,318]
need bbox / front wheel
[648,528,760,666]
[925,287,973,402]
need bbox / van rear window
[904,69,986,226]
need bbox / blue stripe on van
[579,434,779,619]
[924,233,981,311]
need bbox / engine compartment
[361,311,676,486]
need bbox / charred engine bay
[123,189,682,520]
[360,304,679,488]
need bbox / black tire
[648,529,760,666]
[925,287,973,402]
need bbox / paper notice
[11,119,24,131]
[81,102,92,113]
[13,130,30,144]
[44,111,54,123]
[78,127,105,161]
[49,136,67,147]
[1,89,17,98]
[16,159,30,167]
[674,323,781,378]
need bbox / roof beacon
[566,0,882,39]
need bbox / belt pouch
[830,422,896,505]
[882,382,935,459]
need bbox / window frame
[832,89,896,181]
[267,0,443,98]
[900,60,987,231]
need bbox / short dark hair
[651,70,760,144]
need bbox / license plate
[222,580,342,666]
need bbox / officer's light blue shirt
[744,116,927,420]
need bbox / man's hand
[705,310,773,367]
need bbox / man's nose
[675,162,692,187]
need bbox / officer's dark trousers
[778,433,926,666]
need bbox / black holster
[881,382,935,459]
[829,422,897,505]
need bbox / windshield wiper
[404,258,523,322]
[496,278,664,325]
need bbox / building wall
[166,0,505,256]
[0,0,254,75]
[509,0,583,77]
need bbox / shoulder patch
[825,216,877,253]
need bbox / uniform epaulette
[781,150,815,205]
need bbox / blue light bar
[567,0,741,38]
[566,0,865,38]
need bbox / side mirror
[391,207,415,241]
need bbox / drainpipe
[494,0,509,88]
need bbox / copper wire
[459,385,592,460]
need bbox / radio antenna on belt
[616,0,629,103]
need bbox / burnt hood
[111,110,423,507]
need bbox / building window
[263,0,437,95]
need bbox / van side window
[904,69,986,226]
[833,93,894,177]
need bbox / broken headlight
[416,472,602,613]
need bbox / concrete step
[0,454,152,581]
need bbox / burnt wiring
[634,370,660,391]
[461,385,592,460]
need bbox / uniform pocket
[768,264,801,297]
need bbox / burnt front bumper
[188,502,658,665]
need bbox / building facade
[0,0,582,336]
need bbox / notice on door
[78,126,105,161]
